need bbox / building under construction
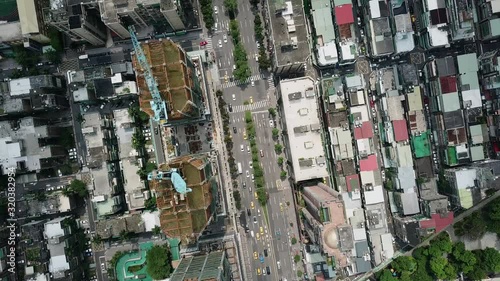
[149,154,217,245]
[132,39,205,125]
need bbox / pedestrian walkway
[221,74,265,89]
[231,100,269,113]
[205,37,213,50]
[267,74,275,94]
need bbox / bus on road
[237,162,242,174]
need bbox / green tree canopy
[224,0,238,16]
[146,245,172,279]
[274,144,283,154]
[481,247,500,273]
[44,49,62,65]
[67,179,88,197]
[391,256,417,274]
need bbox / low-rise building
[334,0,358,63]
[363,0,395,57]
[477,0,500,40]
[418,0,450,49]
[279,77,329,183]
[311,0,338,66]
[391,0,415,53]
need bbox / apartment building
[477,0,500,40]
[44,0,106,45]
[362,0,395,57]
[417,0,450,49]
[16,0,51,44]
[334,0,359,63]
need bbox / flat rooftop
[280,77,329,183]
[113,109,137,159]
[270,0,310,67]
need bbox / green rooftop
[446,146,458,166]
[457,53,478,73]
[411,131,432,158]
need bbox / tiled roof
[359,154,378,171]
[354,121,374,140]
[439,76,457,94]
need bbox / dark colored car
[266,266,270,275]
[233,127,237,134]
[264,249,268,257]
[247,209,251,216]
[228,104,233,112]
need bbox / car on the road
[246,170,250,177]
[259,254,264,263]
[249,96,253,104]
[228,104,233,112]
[255,54,259,62]
[233,65,236,70]
[243,182,247,188]
[214,6,218,14]
[260,150,264,157]
[262,267,267,275]
[243,131,247,139]
[381,170,386,180]
[199,41,208,46]
[254,192,258,199]
[233,127,237,134]
[280,202,284,212]
[254,252,258,259]
[266,266,270,275]
[264,249,268,257]
[277,261,280,269]
[251,174,254,182]
[257,42,260,49]
[251,80,255,87]
[241,144,244,151]
[249,161,253,169]
[223,34,227,43]
[257,268,261,275]
[101,263,106,271]
[251,201,254,209]
[232,94,236,101]
[247,145,250,153]
[260,226,264,235]
[218,40,222,48]
[256,233,260,240]
[247,208,251,216]
[269,120,274,127]
[275,230,281,239]
[253,216,257,223]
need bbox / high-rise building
[132,39,205,126]
[99,0,187,39]
[16,0,51,45]
[44,0,106,45]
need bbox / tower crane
[129,26,168,124]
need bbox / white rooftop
[461,90,481,109]
[453,168,477,189]
[492,0,500,13]
[44,217,67,238]
[113,109,136,159]
[280,77,329,183]
[340,42,357,61]
[9,78,31,96]
[427,0,446,10]
[364,185,385,205]
[396,144,413,167]
[317,41,339,66]
[428,25,449,47]
[350,105,370,122]
[330,127,354,160]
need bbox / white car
[257,42,260,49]
[214,6,218,14]
[249,161,253,169]
[246,171,250,178]
[232,94,236,101]
[218,40,222,48]
[223,35,227,43]
[251,80,255,87]
[247,145,250,153]
[269,120,274,127]
[255,54,259,62]
[251,174,255,182]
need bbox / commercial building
[311,0,338,66]
[301,183,349,268]
[391,0,415,53]
[170,251,231,281]
[477,0,500,40]
[132,39,206,125]
[334,0,359,63]
[417,0,450,49]
[362,0,395,57]
[0,75,68,116]
[278,77,329,183]
[44,0,107,45]
[0,117,66,174]
[268,0,309,76]
[99,0,188,39]
[16,0,51,44]
[82,112,124,217]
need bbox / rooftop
[170,251,227,281]
[335,5,354,25]
[435,57,457,77]
[312,0,335,44]
[369,17,395,56]
[354,122,374,140]
[0,21,22,43]
[439,76,457,94]
[280,77,329,183]
[270,0,310,67]
[360,155,378,172]
[440,92,461,112]
[392,120,409,142]
[411,131,432,158]
[457,53,478,74]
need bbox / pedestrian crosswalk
[267,74,275,95]
[221,74,265,89]
[231,100,270,113]
[205,37,213,50]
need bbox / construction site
[132,39,205,124]
[150,154,218,245]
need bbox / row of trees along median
[229,20,251,82]
[216,90,242,209]
[253,11,271,70]
[245,110,268,205]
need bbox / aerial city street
[2,0,500,280]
